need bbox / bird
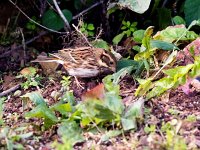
[32,47,116,78]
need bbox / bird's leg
[74,76,84,89]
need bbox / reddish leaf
[81,83,105,101]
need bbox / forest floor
[1,68,200,149]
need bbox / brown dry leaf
[81,83,105,101]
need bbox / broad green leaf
[112,32,125,45]
[117,0,151,14]
[163,64,194,78]
[133,30,145,43]
[50,103,72,115]
[92,39,110,50]
[153,27,198,43]
[172,16,186,25]
[116,59,141,71]
[77,100,116,121]
[135,79,153,96]
[108,66,134,85]
[25,104,58,128]
[146,77,175,99]
[184,0,200,25]
[87,24,95,30]
[100,130,122,142]
[150,40,179,50]
[122,97,144,130]
[121,118,137,131]
[57,121,84,145]
[61,91,76,106]
[124,97,144,118]
[42,9,72,31]
[21,92,46,106]
[104,91,124,115]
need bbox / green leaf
[112,32,125,45]
[154,27,199,43]
[172,16,186,25]
[117,0,151,14]
[124,97,144,119]
[133,30,145,43]
[116,59,141,71]
[121,118,137,131]
[92,39,110,50]
[42,9,72,31]
[146,77,175,99]
[163,64,194,78]
[150,40,179,50]
[100,130,122,142]
[21,92,46,106]
[121,98,144,130]
[87,23,95,30]
[25,104,58,128]
[77,99,115,123]
[184,0,200,25]
[57,121,84,145]
[135,78,153,96]
[141,26,154,52]
[51,103,72,115]
[104,91,124,115]
[126,21,130,27]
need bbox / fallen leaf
[81,83,105,101]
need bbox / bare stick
[0,84,21,97]
[73,1,103,20]
[0,31,48,58]
[52,0,71,31]
[72,24,92,47]
[8,0,69,34]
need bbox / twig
[8,0,69,34]
[19,28,26,66]
[72,24,92,47]
[0,31,48,58]
[73,1,103,20]
[52,0,71,31]
[0,84,21,97]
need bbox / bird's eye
[110,61,114,65]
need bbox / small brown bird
[32,47,116,78]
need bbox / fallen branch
[0,84,21,97]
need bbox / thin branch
[0,31,48,58]
[73,1,103,20]
[8,0,69,34]
[0,84,20,97]
[52,0,71,31]
[72,24,92,47]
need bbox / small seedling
[80,22,95,37]
[17,67,42,90]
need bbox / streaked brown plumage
[32,47,116,78]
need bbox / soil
[1,71,200,149]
